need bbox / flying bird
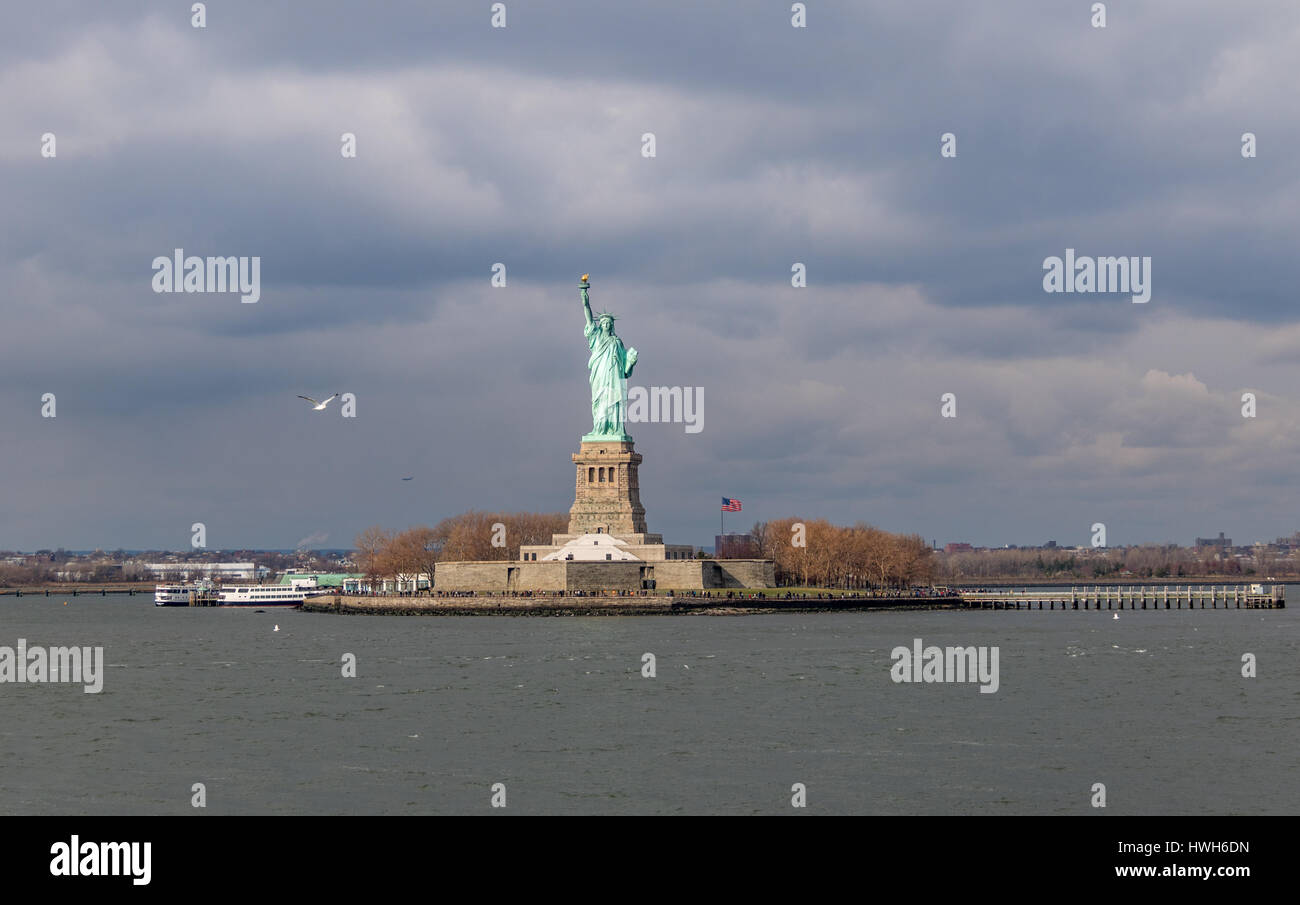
[401,477,414,481]
[297,393,340,411]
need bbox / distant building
[1043,540,1057,549]
[142,562,268,581]
[343,574,429,594]
[277,572,363,589]
[1195,532,1232,549]
[944,543,974,554]
[714,534,760,559]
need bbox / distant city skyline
[10,525,1300,557]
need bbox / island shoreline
[301,595,959,617]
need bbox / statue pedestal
[568,439,648,536]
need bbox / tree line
[354,511,568,587]
[937,545,1300,580]
[751,518,935,589]
[356,513,936,590]
[352,512,1294,589]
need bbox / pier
[958,584,1284,610]
[187,589,221,606]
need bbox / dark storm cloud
[2,1,1299,549]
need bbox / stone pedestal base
[568,439,648,536]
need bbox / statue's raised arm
[580,274,593,329]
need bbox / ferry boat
[155,577,321,607]
[217,585,312,606]
[154,583,197,606]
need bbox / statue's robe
[586,321,633,436]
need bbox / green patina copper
[580,276,637,441]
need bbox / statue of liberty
[579,274,637,440]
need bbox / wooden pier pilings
[958,584,1284,610]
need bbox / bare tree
[354,526,394,591]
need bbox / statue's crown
[596,311,617,321]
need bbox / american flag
[721,497,742,512]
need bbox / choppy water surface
[1,595,1295,814]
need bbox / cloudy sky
[3,0,1299,551]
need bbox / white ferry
[155,577,321,607]
[154,584,197,606]
[218,585,312,607]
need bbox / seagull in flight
[401,476,414,481]
[298,393,340,411]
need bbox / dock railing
[958,584,1283,610]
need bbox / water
[1,594,1296,814]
